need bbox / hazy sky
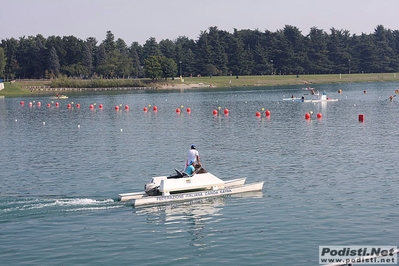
[1,0,398,45]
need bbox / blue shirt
[185,165,195,176]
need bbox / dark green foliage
[161,57,178,79]
[0,47,5,78]
[1,26,399,80]
[48,46,60,77]
[144,56,163,80]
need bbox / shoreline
[1,73,399,97]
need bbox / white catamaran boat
[118,167,264,207]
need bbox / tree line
[0,25,398,81]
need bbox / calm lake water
[1,82,399,265]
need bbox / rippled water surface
[1,83,399,265]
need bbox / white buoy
[120,129,123,132]
[15,119,17,122]
[78,125,80,128]
[43,122,45,125]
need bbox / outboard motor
[144,182,160,196]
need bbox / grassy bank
[1,73,398,97]
[167,73,399,88]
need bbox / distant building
[0,79,3,91]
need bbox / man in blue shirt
[185,160,196,176]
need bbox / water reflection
[134,191,263,220]
[133,192,263,248]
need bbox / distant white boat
[283,91,338,103]
[49,95,68,99]
[303,91,338,102]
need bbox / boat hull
[283,98,303,102]
[132,181,264,207]
[303,98,338,103]
[118,177,247,202]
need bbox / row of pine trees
[0,25,398,80]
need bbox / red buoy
[256,111,261,117]
[224,108,229,115]
[125,105,129,110]
[20,101,25,105]
[359,114,364,122]
[265,110,271,116]
[67,103,71,109]
[212,109,218,115]
[176,108,181,113]
[98,104,103,109]
[28,102,33,106]
[47,103,51,107]
[305,113,311,119]
[37,102,41,106]
[76,103,80,108]
[90,104,94,109]
[153,106,158,111]
[186,107,191,113]
[115,106,119,110]
[55,102,59,107]
[317,113,322,119]
[143,107,148,112]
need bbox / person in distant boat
[56,92,60,98]
[389,95,394,101]
[291,94,295,98]
[184,160,196,176]
[187,144,200,167]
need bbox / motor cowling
[145,182,160,196]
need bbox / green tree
[82,42,93,77]
[103,30,116,54]
[95,44,106,76]
[115,38,132,78]
[227,30,249,75]
[1,37,19,79]
[129,45,142,78]
[277,25,308,74]
[184,48,197,76]
[196,31,213,72]
[352,34,379,73]
[208,26,228,75]
[204,64,219,77]
[33,36,46,78]
[48,46,60,77]
[307,27,331,74]
[159,39,175,59]
[142,37,162,58]
[161,57,178,79]
[253,42,269,75]
[0,47,5,78]
[144,56,162,80]
[327,28,351,73]
[130,42,144,65]
[373,25,395,72]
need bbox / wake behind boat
[118,167,264,207]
